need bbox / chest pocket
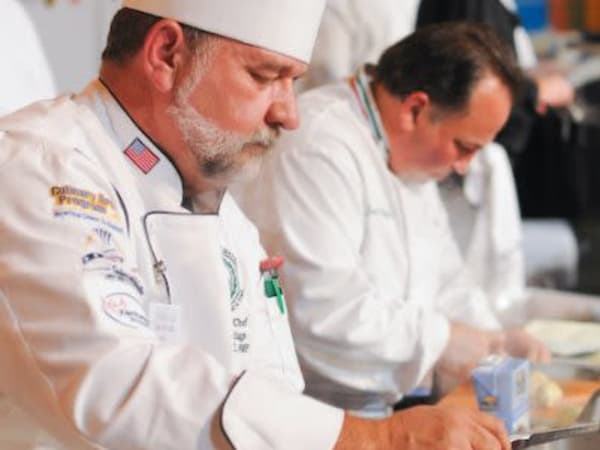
[253,271,304,389]
[144,212,234,371]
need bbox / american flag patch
[123,138,159,174]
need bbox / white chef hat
[121,0,325,63]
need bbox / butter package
[471,356,530,434]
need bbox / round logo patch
[102,293,149,329]
[222,248,244,311]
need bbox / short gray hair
[102,8,214,64]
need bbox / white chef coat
[298,0,419,91]
[0,80,342,449]
[233,69,500,416]
[1,0,57,116]
[439,144,528,325]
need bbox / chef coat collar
[78,80,185,211]
[348,65,391,163]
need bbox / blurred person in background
[298,0,420,92]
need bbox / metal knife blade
[511,422,600,449]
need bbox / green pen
[260,256,286,315]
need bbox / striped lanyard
[349,67,412,301]
[348,66,391,162]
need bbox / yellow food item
[530,371,564,408]
[555,405,582,427]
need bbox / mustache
[246,126,280,148]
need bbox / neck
[184,189,225,214]
[373,83,423,177]
[371,82,395,141]
[372,83,404,173]
[100,63,181,165]
[100,62,224,201]
[100,63,159,139]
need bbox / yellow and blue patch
[50,184,123,233]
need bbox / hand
[432,322,504,395]
[391,405,510,450]
[437,322,504,381]
[534,74,575,114]
[503,327,552,363]
[334,405,510,450]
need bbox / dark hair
[102,8,209,64]
[374,22,524,115]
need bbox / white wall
[22,0,120,94]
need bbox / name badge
[149,303,182,343]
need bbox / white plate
[525,319,600,357]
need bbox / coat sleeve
[462,143,528,325]
[240,128,450,394]
[428,185,502,331]
[0,133,343,450]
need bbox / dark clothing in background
[417,0,520,49]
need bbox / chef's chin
[398,170,434,185]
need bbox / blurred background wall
[22,0,119,93]
[20,1,600,94]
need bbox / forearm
[333,413,390,450]
[291,274,451,393]
[333,405,511,450]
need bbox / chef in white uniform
[418,0,578,320]
[0,1,339,449]
[299,0,419,92]
[235,23,550,418]
[0,2,512,450]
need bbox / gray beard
[168,77,277,184]
[166,43,280,191]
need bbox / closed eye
[454,140,479,156]
[250,71,278,84]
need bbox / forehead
[214,37,308,77]
[438,74,512,141]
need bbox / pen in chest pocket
[260,256,286,315]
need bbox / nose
[453,153,476,175]
[265,79,300,130]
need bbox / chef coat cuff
[221,370,344,450]
[424,312,451,368]
[466,300,502,331]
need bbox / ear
[399,91,430,130]
[141,20,188,93]
[405,91,431,123]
